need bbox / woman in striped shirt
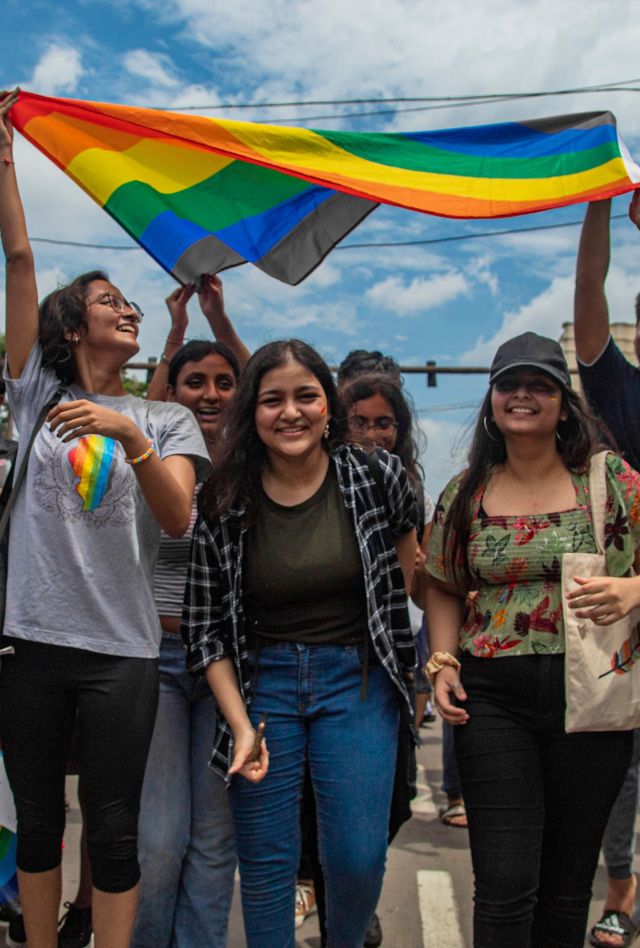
[132,279,246,948]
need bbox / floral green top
[427,454,640,658]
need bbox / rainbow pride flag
[10,91,640,285]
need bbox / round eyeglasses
[347,416,399,434]
[85,293,144,320]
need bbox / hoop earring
[483,415,500,442]
[55,343,72,365]
[556,420,579,446]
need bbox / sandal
[438,801,467,828]
[589,909,637,947]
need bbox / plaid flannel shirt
[182,443,419,779]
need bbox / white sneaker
[295,882,318,928]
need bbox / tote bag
[562,450,640,732]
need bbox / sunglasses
[493,375,559,396]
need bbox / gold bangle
[125,440,155,466]
[425,651,461,685]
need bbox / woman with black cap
[425,332,640,948]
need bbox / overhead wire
[28,213,629,253]
[152,79,640,124]
[161,78,640,111]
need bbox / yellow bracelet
[125,440,155,466]
[425,651,461,685]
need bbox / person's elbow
[5,243,34,270]
[161,499,192,538]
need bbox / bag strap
[0,384,66,539]
[587,450,610,556]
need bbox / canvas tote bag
[562,450,640,732]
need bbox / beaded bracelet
[125,440,155,466]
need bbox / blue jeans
[132,634,237,948]
[230,642,400,948]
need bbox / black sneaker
[0,900,22,924]
[58,902,93,948]
[6,912,26,947]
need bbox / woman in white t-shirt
[0,89,208,948]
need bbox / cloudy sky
[2,0,640,496]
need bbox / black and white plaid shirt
[182,443,419,779]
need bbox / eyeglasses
[85,293,144,321]
[347,416,399,434]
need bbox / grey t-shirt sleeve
[145,400,210,481]
[4,342,61,437]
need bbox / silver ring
[452,681,463,690]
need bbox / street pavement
[0,715,633,947]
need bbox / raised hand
[198,274,226,324]
[629,190,640,231]
[0,88,19,153]
[165,284,195,340]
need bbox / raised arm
[146,274,250,402]
[574,199,612,364]
[198,274,251,369]
[146,285,193,401]
[0,90,39,378]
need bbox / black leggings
[0,638,158,893]
[456,653,633,948]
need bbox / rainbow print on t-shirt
[68,435,116,511]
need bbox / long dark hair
[199,339,346,521]
[340,372,424,488]
[38,270,108,383]
[167,340,241,388]
[444,384,605,590]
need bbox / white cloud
[366,272,469,314]
[465,254,499,295]
[28,44,83,95]
[459,263,640,366]
[134,0,640,138]
[460,276,574,365]
[418,415,471,497]
[123,49,180,89]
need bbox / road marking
[411,763,438,818]
[417,869,464,947]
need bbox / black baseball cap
[489,332,571,389]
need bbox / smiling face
[169,352,237,435]
[79,279,141,357]
[490,369,566,441]
[254,358,330,464]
